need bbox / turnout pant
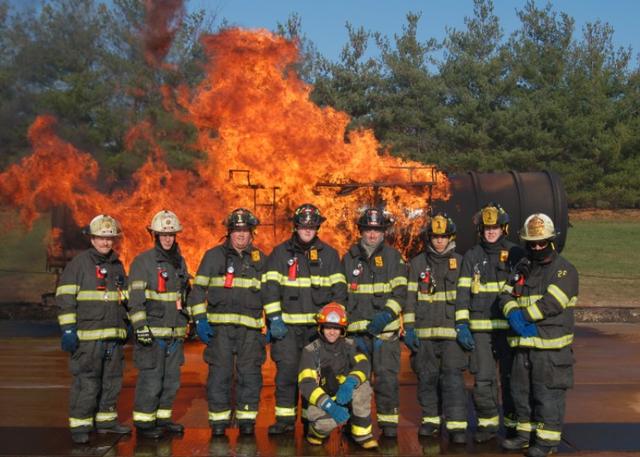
[410,339,468,432]
[307,381,374,443]
[204,325,266,426]
[133,339,184,429]
[270,325,317,424]
[469,331,515,432]
[511,347,574,447]
[68,340,125,434]
[355,333,400,428]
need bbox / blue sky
[8,1,639,63]
[194,0,639,62]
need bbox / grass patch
[562,219,640,306]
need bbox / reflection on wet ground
[1,322,639,456]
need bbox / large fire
[0,28,449,269]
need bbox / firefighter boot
[97,423,132,434]
[382,426,397,438]
[474,430,496,443]
[71,432,89,444]
[306,434,324,446]
[359,438,379,449]
[210,423,227,437]
[418,423,439,437]
[239,422,255,435]
[450,431,467,444]
[136,427,164,439]
[526,444,557,457]
[268,421,295,435]
[158,420,184,434]
[502,434,530,450]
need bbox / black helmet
[426,212,456,238]
[357,207,392,230]
[293,203,326,228]
[474,202,509,233]
[225,208,259,231]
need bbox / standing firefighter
[342,207,408,438]
[454,203,524,442]
[405,213,467,443]
[56,214,130,444]
[263,203,347,434]
[128,210,191,439]
[188,208,267,436]
[500,214,578,457]
[298,303,378,449]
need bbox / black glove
[508,258,532,286]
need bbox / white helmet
[149,210,183,234]
[88,214,121,237]
[520,213,556,241]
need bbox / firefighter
[56,214,130,444]
[342,207,408,438]
[263,203,347,434]
[298,303,378,449]
[405,213,467,443]
[454,202,524,442]
[500,214,578,457]
[128,210,191,439]
[188,208,267,436]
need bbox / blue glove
[320,398,350,424]
[61,327,79,353]
[455,323,475,351]
[403,327,420,351]
[335,376,358,405]
[269,316,288,340]
[196,319,213,344]
[354,335,369,355]
[366,310,394,335]
[508,310,538,337]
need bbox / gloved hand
[196,319,213,344]
[335,376,358,405]
[509,258,532,285]
[320,398,350,424]
[455,323,475,351]
[403,327,420,352]
[354,335,369,355]
[135,325,154,345]
[508,310,539,337]
[366,310,394,336]
[269,316,288,340]
[61,327,79,353]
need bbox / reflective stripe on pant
[411,339,468,430]
[133,339,184,428]
[355,333,400,427]
[204,325,266,424]
[68,340,124,432]
[270,325,317,423]
[469,331,513,432]
[306,381,374,442]
[511,347,573,446]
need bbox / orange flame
[0,28,449,269]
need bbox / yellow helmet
[149,210,183,234]
[87,214,121,237]
[520,213,556,241]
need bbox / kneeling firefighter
[298,303,378,449]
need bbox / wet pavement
[0,322,639,456]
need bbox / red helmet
[316,303,348,330]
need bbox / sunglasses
[528,240,549,248]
